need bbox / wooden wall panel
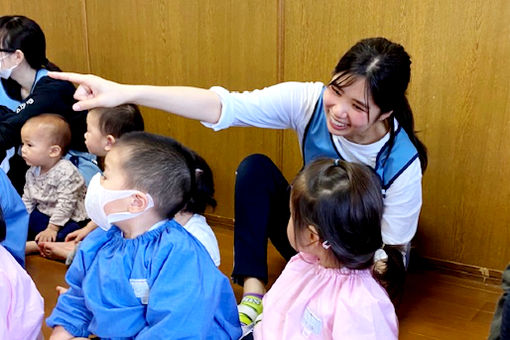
[2,0,509,271]
[283,0,510,270]
[0,1,89,73]
[84,0,279,218]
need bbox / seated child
[38,104,144,260]
[244,159,398,339]
[83,104,144,159]
[0,168,29,266]
[174,149,221,266]
[0,205,44,340]
[47,132,241,339]
[22,114,88,252]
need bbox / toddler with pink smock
[244,159,398,340]
[0,204,44,339]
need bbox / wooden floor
[27,225,502,339]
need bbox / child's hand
[56,285,69,296]
[65,221,96,243]
[35,223,59,243]
[49,325,74,340]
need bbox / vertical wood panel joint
[81,0,91,73]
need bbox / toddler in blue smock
[47,131,241,339]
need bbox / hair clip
[322,240,331,250]
[333,159,341,167]
[374,248,388,262]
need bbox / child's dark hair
[292,158,405,306]
[0,205,5,242]
[114,131,195,219]
[91,104,144,138]
[0,15,60,71]
[291,158,384,269]
[331,37,428,172]
[24,114,71,155]
[182,150,217,214]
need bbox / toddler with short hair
[22,114,88,252]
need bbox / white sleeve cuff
[200,86,234,131]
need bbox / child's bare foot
[56,285,69,295]
[25,241,40,254]
[38,241,76,261]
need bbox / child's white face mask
[85,173,154,231]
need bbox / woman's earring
[322,240,331,249]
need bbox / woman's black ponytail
[388,96,428,172]
[43,57,61,72]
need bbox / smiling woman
[48,36,427,330]
[324,76,390,144]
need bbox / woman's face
[323,75,391,144]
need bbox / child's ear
[128,192,151,213]
[49,145,62,158]
[104,135,116,151]
[306,225,320,243]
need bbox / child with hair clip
[0,203,45,340]
[174,149,221,266]
[47,131,241,339]
[38,104,144,260]
[22,114,88,253]
[243,158,398,340]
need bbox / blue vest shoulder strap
[302,87,341,165]
[375,126,419,190]
[33,68,48,86]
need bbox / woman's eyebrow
[353,98,368,110]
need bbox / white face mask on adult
[0,54,18,79]
[85,173,155,231]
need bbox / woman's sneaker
[238,294,263,334]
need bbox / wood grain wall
[2,0,509,271]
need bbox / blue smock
[47,220,241,339]
[0,169,29,266]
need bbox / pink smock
[0,245,44,340]
[254,253,398,340]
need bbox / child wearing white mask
[47,131,241,339]
[41,105,221,267]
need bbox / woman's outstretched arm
[48,72,222,124]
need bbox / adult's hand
[48,72,128,111]
[49,71,222,124]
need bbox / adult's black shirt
[0,74,87,153]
